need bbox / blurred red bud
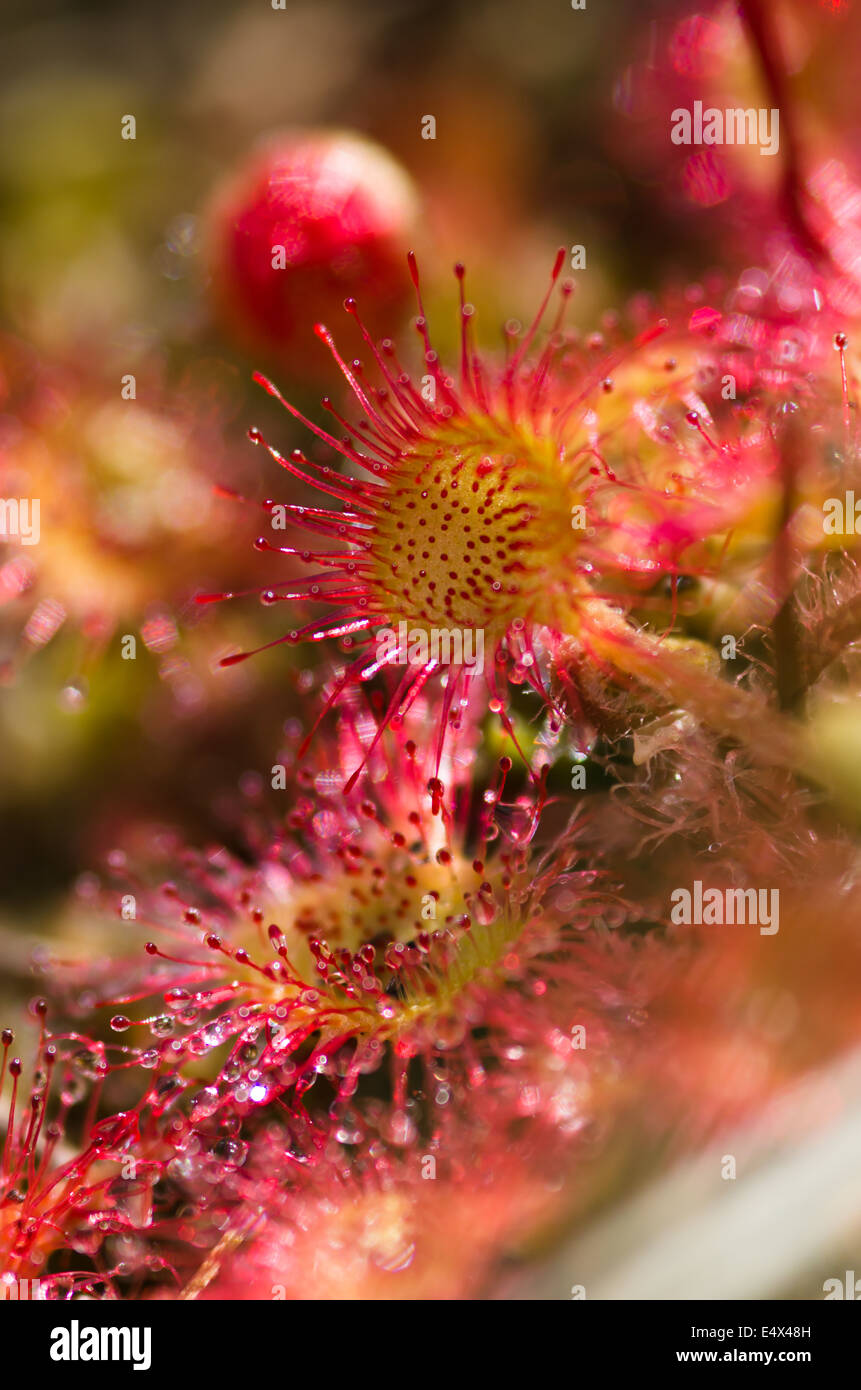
[205,130,420,378]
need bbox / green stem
[577,599,817,783]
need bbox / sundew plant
[1,0,861,1321]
